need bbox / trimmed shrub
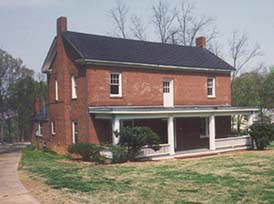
[68,143,101,161]
[115,126,161,161]
[111,145,128,163]
[248,122,274,150]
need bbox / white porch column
[168,116,175,155]
[248,113,255,127]
[112,117,120,145]
[209,115,216,151]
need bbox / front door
[163,79,174,107]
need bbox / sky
[0,0,273,75]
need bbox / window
[55,80,59,101]
[51,121,56,135]
[200,118,209,138]
[110,73,122,96]
[35,122,42,137]
[207,77,215,97]
[163,81,170,93]
[71,76,77,99]
[72,121,78,144]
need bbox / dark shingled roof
[62,31,234,71]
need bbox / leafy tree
[115,127,160,161]
[248,122,274,150]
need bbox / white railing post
[168,116,175,155]
[112,117,120,145]
[209,115,216,150]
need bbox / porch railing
[140,144,170,157]
[215,135,252,149]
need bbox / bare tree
[229,31,263,79]
[109,1,129,38]
[152,0,177,43]
[176,0,218,46]
[130,15,147,41]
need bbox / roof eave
[76,58,235,73]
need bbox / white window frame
[71,76,77,99]
[55,79,59,101]
[200,117,209,138]
[72,121,78,144]
[51,121,56,135]
[207,77,216,98]
[110,72,122,97]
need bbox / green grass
[21,147,274,204]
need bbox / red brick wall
[86,67,231,106]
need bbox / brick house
[32,17,258,157]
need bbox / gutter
[75,59,235,73]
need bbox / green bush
[248,122,274,150]
[115,127,160,161]
[68,143,102,162]
[111,145,128,163]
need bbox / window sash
[207,77,215,97]
[71,76,77,99]
[72,121,78,144]
[110,73,121,96]
[163,81,170,93]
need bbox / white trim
[110,72,122,97]
[112,117,120,145]
[55,80,59,101]
[90,107,259,115]
[207,77,216,98]
[51,121,56,135]
[209,115,216,150]
[76,59,234,73]
[35,122,42,137]
[200,117,209,138]
[71,76,77,99]
[168,117,175,155]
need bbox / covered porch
[89,106,258,158]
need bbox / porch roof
[89,105,259,119]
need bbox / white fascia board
[90,107,260,118]
[76,59,234,73]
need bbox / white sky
[0,0,273,74]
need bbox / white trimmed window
[72,121,79,144]
[55,80,59,101]
[200,118,209,138]
[51,121,56,135]
[207,77,216,97]
[163,81,170,93]
[110,72,122,97]
[71,76,77,99]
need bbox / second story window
[71,76,77,99]
[207,77,216,98]
[110,72,122,97]
[55,79,59,101]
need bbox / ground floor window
[72,121,78,144]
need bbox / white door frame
[163,78,174,107]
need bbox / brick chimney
[57,16,67,35]
[195,36,206,48]
[34,98,41,114]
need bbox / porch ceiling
[89,105,259,119]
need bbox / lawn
[20,146,274,204]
